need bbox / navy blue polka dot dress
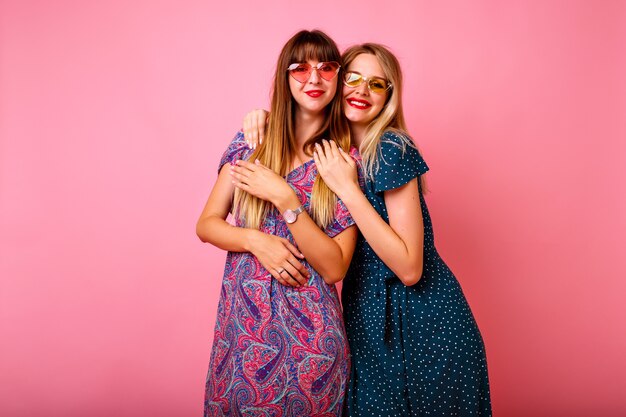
[342,131,491,416]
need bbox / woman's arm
[230,160,357,284]
[196,164,311,286]
[314,140,424,286]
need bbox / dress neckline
[285,158,315,178]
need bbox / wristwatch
[283,205,305,224]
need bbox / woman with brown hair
[196,30,358,415]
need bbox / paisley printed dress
[204,132,356,417]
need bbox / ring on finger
[277,268,285,274]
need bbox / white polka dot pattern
[342,131,492,416]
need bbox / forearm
[275,196,352,284]
[340,187,424,285]
[290,216,352,284]
[196,215,260,253]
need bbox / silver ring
[277,268,285,274]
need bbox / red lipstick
[346,97,372,109]
[305,90,324,98]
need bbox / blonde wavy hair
[233,30,351,229]
[342,43,426,190]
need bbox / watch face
[284,210,296,223]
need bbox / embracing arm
[196,165,258,251]
[340,180,424,286]
[314,141,424,286]
[196,165,310,285]
[275,192,357,285]
[230,160,357,285]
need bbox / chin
[308,100,332,112]
[345,112,369,124]
[311,105,330,114]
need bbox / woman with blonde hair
[243,43,491,416]
[196,30,358,416]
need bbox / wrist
[275,192,301,214]
[244,229,262,253]
[338,184,362,205]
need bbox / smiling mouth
[305,90,324,97]
[346,98,372,109]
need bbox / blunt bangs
[289,31,341,64]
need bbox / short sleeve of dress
[324,198,355,238]
[218,131,253,172]
[373,131,429,193]
[323,146,361,238]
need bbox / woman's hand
[242,109,269,149]
[230,160,295,207]
[313,140,360,199]
[248,231,310,287]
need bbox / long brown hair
[342,43,426,190]
[234,30,351,229]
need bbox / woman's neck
[294,108,324,152]
[350,123,367,148]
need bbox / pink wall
[1,1,624,416]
